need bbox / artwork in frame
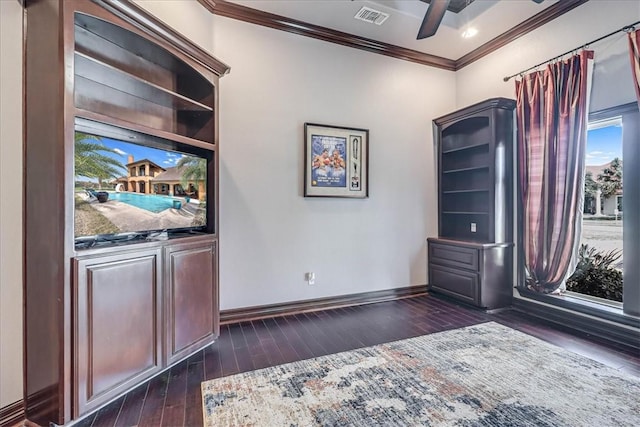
[304,123,369,198]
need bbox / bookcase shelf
[75,52,214,112]
[441,141,490,154]
[428,98,516,310]
[442,189,490,194]
[442,165,490,174]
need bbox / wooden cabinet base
[72,236,219,418]
[428,238,513,310]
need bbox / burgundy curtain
[516,50,593,294]
[629,29,640,103]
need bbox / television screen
[74,125,208,246]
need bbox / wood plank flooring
[73,294,640,427]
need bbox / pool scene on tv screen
[74,131,207,238]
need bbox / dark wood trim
[220,285,428,324]
[517,289,640,329]
[98,0,230,76]
[23,385,57,427]
[455,0,589,69]
[513,295,640,350]
[198,0,586,71]
[197,0,456,71]
[0,400,24,427]
[589,101,639,122]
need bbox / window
[616,195,623,213]
[566,105,639,317]
[568,118,623,305]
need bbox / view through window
[567,118,623,303]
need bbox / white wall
[0,0,24,408]
[134,1,455,310]
[456,0,640,111]
[210,16,454,309]
[132,0,214,52]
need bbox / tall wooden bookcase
[23,1,229,424]
[428,98,516,309]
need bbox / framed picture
[304,123,369,198]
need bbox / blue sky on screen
[586,124,622,166]
[101,137,185,170]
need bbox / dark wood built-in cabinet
[73,249,163,415]
[23,1,229,425]
[164,240,218,365]
[428,98,515,309]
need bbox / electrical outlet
[470,222,477,233]
[305,272,315,285]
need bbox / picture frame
[304,123,369,198]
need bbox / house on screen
[116,155,204,200]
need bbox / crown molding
[197,0,456,71]
[198,0,588,71]
[455,0,589,69]
[100,0,230,76]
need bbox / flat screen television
[74,119,211,248]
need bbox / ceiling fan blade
[417,0,451,40]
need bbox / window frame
[516,101,640,320]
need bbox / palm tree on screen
[177,155,207,200]
[75,132,126,189]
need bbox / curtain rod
[503,20,640,82]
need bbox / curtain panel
[516,50,593,294]
[629,29,640,103]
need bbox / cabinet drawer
[429,264,479,305]
[429,242,479,271]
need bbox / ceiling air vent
[354,6,389,25]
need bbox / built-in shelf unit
[23,1,229,425]
[428,98,516,310]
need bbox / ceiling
[226,0,560,61]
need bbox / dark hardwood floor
[73,293,640,427]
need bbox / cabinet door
[429,264,479,306]
[165,239,218,364]
[73,249,162,416]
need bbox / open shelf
[75,52,213,112]
[434,97,515,244]
[441,116,491,152]
[442,191,490,213]
[442,211,489,215]
[442,143,490,171]
[75,76,214,143]
[441,168,490,192]
[442,189,489,194]
[440,213,490,242]
[74,13,214,104]
[75,110,217,152]
[442,141,489,154]
[442,165,489,174]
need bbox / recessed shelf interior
[442,143,490,172]
[442,192,490,213]
[74,12,215,144]
[441,116,491,152]
[75,53,212,112]
[441,168,490,192]
[440,213,489,242]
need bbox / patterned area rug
[202,322,639,426]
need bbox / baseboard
[220,285,428,325]
[0,400,24,427]
[513,297,640,350]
